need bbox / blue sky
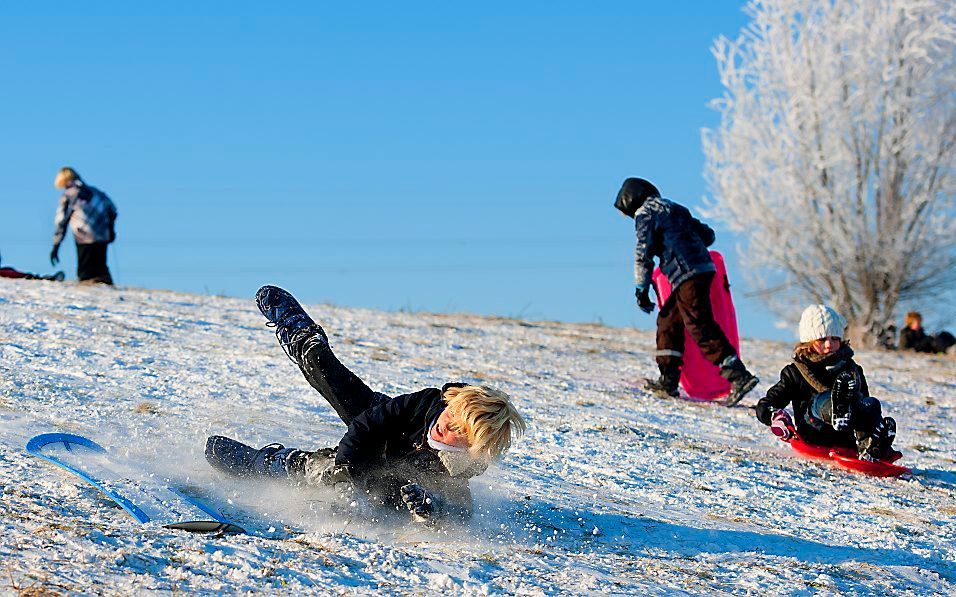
[1,2,796,341]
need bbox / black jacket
[899,327,935,352]
[334,383,474,516]
[756,347,869,445]
[632,197,716,292]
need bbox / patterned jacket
[632,196,716,291]
[52,181,118,246]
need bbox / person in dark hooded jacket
[614,177,758,405]
[205,286,527,524]
[756,305,898,461]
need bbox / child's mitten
[770,409,795,441]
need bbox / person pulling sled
[614,177,758,405]
[756,305,898,462]
[206,286,527,525]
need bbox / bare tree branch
[703,0,956,345]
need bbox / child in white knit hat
[754,305,898,461]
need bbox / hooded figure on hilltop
[614,177,758,406]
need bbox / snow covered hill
[1,280,954,595]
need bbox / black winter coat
[899,327,935,352]
[755,347,869,446]
[334,383,474,516]
[632,197,716,292]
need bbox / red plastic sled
[789,437,910,477]
[652,251,740,401]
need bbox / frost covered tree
[702,0,956,345]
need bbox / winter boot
[645,366,680,398]
[829,371,858,430]
[854,414,897,461]
[854,430,882,462]
[882,416,902,462]
[873,417,903,462]
[205,435,307,479]
[718,355,759,407]
[256,285,329,361]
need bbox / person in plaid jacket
[51,167,118,284]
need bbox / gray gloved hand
[302,449,352,489]
[50,244,60,267]
[318,463,351,487]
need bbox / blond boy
[206,286,526,523]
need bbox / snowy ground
[1,280,954,595]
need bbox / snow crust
[1,280,954,594]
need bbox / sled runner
[26,432,244,533]
[652,251,741,401]
[788,436,910,478]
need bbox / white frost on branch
[702,0,956,344]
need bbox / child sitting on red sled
[755,304,897,461]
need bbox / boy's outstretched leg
[255,285,329,361]
[205,435,309,479]
[255,285,386,424]
[206,436,351,487]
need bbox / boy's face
[908,320,922,331]
[812,336,842,355]
[430,408,471,448]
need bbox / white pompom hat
[798,304,847,343]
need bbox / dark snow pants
[800,394,893,453]
[655,272,735,370]
[294,336,389,426]
[76,242,113,285]
[258,335,390,485]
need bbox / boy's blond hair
[442,385,526,462]
[54,167,80,189]
[904,311,922,327]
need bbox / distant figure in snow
[614,177,758,405]
[0,250,64,281]
[756,305,898,461]
[898,311,956,356]
[205,286,527,525]
[51,167,118,285]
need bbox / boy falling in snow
[756,305,898,461]
[206,286,527,524]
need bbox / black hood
[614,177,660,216]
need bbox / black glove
[400,483,441,522]
[50,244,60,267]
[636,286,654,314]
